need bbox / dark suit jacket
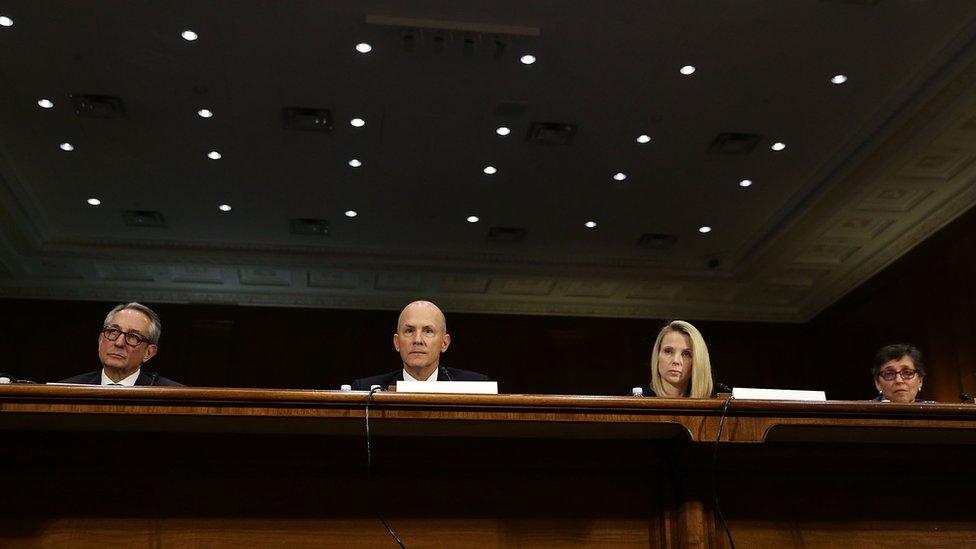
[59,370,183,386]
[351,367,489,391]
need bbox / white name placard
[395,380,499,394]
[732,387,826,401]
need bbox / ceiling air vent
[71,94,126,119]
[527,122,577,145]
[495,101,527,117]
[290,218,330,236]
[488,227,527,243]
[123,210,166,228]
[282,107,333,131]
[708,132,760,155]
[638,233,677,250]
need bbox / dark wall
[2,207,974,400]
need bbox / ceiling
[2,0,976,322]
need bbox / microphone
[440,367,453,381]
[960,393,974,403]
[0,373,36,384]
[715,382,733,393]
[148,373,159,386]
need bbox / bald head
[394,300,451,380]
[397,300,447,332]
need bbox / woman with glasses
[647,320,715,398]
[871,344,926,403]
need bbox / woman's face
[874,355,923,403]
[658,331,693,396]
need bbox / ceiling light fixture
[680,65,696,75]
[771,142,786,151]
[698,226,712,234]
[738,179,753,188]
[197,108,213,118]
[218,204,232,212]
[466,215,480,223]
[520,54,536,65]
[636,134,651,144]
[0,16,13,27]
[830,74,848,85]
[181,30,198,41]
[483,165,497,175]
[87,198,101,206]
[59,142,74,152]
[207,151,221,160]
[37,99,54,109]
[355,42,372,54]
[495,126,511,136]
[350,117,365,127]
[584,221,597,229]
[612,172,627,181]
[344,210,358,218]
[348,159,362,168]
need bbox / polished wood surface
[2,386,976,547]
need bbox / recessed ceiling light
[207,151,221,160]
[59,142,74,152]
[355,42,372,54]
[348,158,362,168]
[344,210,358,218]
[483,165,497,175]
[0,16,13,27]
[350,117,365,127]
[830,74,848,85]
[197,108,213,118]
[680,65,696,75]
[584,221,597,229]
[698,226,712,234]
[520,54,536,65]
[612,172,627,181]
[496,126,511,136]
[218,204,232,212]
[181,30,198,41]
[37,99,54,109]
[466,215,480,223]
[738,179,753,188]
[87,198,101,206]
[771,142,786,151]
[636,134,651,144]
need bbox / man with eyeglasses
[871,343,926,403]
[60,302,182,386]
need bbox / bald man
[350,300,489,390]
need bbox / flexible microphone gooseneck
[364,386,406,548]
[440,367,453,382]
[148,373,159,386]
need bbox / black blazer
[59,370,183,386]
[351,367,489,391]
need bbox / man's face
[97,309,158,375]
[874,355,923,403]
[393,303,450,373]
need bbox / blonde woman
[649,320,714,398]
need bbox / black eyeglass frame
[877,369,919,381]
[101,327,152,347]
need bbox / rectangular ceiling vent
[638,233,678,250]
[123,210,166,228]
[488,227,527,243]
[282,107,333,131]
[708,132,760,155]
[366,15,539,58]
[290,218,330,236]
[71,94,126,119]
[527,122,577,145]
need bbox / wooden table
[1,385,975,547]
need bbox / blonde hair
[650,320,714,398]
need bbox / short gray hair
[103,302,162,344]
